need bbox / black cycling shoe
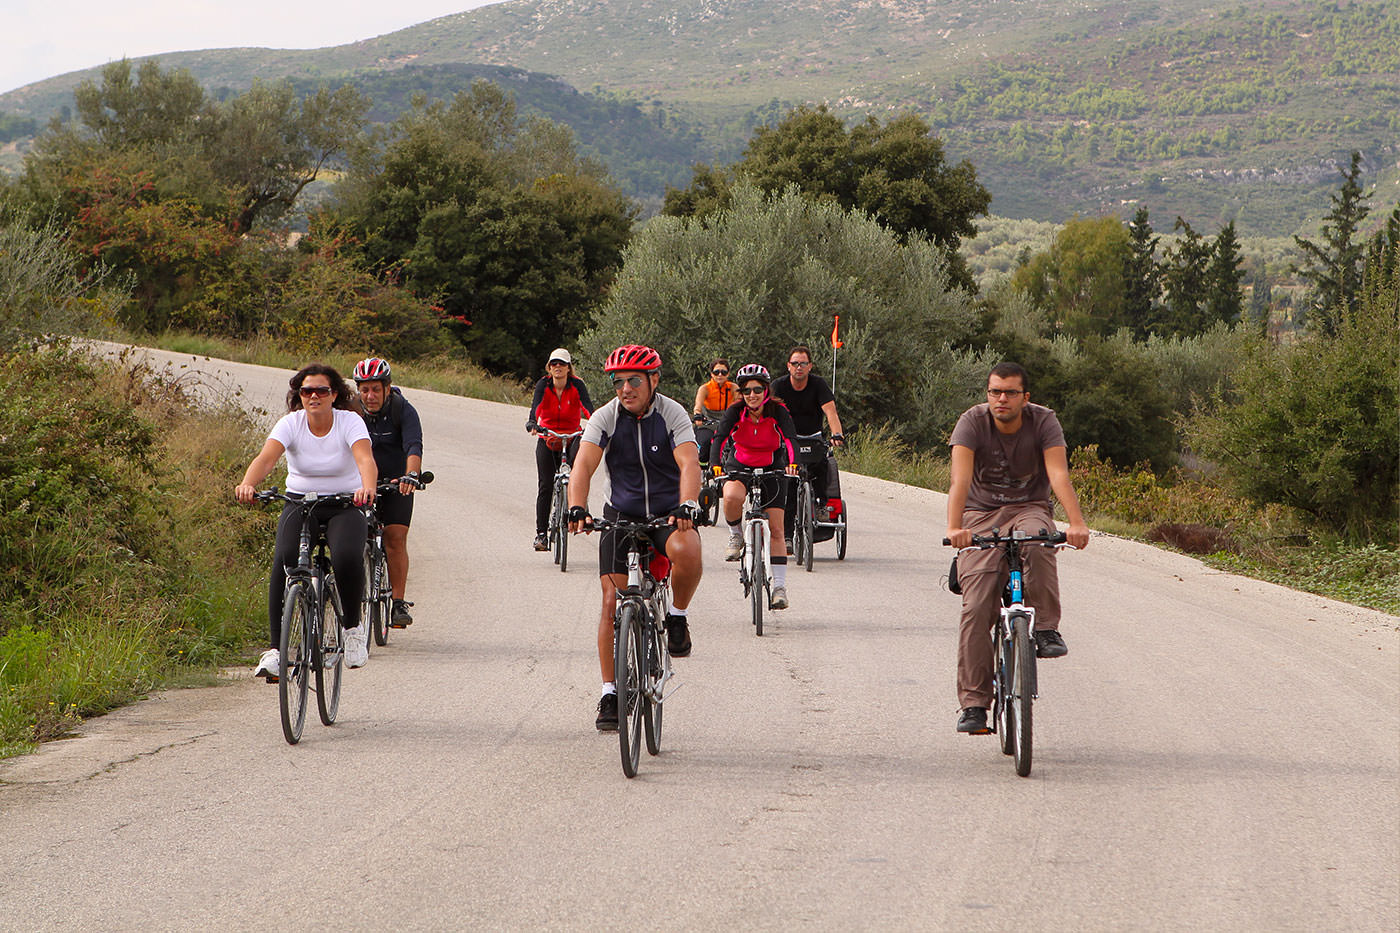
[957,707,991,734]
[595,693,619,731]
[390,599,414,628]
[666,614,692,657]
[533,533,549,552]
[1034,629,1068,658]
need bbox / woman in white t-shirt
[236,364,378,676]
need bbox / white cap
[548,348,572,364]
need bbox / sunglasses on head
[298,385,333,398]
[611,375,646,389]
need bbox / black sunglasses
[712,369,729,376]
[738,386,767,396]
[298,385,333,398]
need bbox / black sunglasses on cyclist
[298,385,333,397]
[611,375,646,389]
[712,369,728,376]
[738,386,767,396]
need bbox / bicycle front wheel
[315,577,344,726]
[278,583,311,744]
[551,481,566,567]
[749,522,765,636]
[1012,615,1035,777]
[835,502,848,560]
[615,603,645,777]
[643,620,663,756]
[997,626,1015,756]
[799,482,815,572]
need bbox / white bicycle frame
[739,471,775,604]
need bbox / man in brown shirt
[946,362,1090,735]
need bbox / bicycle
[537,429,583,572]
[719,468,788,636]
[586,515,676,778]
[254,489,357,745]
[945,528,1074,777]
[694,414,723,527]
[790,433,848,570]
[364,471,433,648]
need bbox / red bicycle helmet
[603,344,662,373]
[353,357,391,382]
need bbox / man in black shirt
[770,344,845,553]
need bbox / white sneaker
[344,625,368,669]
[253,648,280,682]
[725,532,743,561]
[771,586,789,610]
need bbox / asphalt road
[1,349,1396,931]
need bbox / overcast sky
[2,1,508,95]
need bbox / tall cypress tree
[1206,221,1245,327]
[1293,151,1371,336]
[1161,217,1212,336]
[1123,207,1160,338]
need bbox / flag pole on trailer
[830,314,843,393]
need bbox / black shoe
[533,533,549,552]
[666,614,692,657]
[1034,629,1068,658]
[595,693,618,731]
[390,599,414,628]
[957,707,990,734]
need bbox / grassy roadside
[0,343,274,757]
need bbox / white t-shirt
[269,409,371,494]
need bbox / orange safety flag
[831,315,843,349]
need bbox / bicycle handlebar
[536,428,584,441]
[253,488,359,507]
[942,529,1068,548]
[375,470,435,493]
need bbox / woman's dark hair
[287,363,356,412]
[710,358,730,373]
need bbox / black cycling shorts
[597,504,679,577]
[374,489,415,528]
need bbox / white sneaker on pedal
[770,586,789,610]
[253,648,280,682]
[344,625,368,668]
[725,532,743,561]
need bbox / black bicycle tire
[1013,615,1034,777]
[643,620,663,756]
[551,481,565,565]
[558,498,570,573]
[750,522,765,636]
[998,626,1015,756]
[315,575,343,726]
[375,548,392,646]
[836,503,848,560]
[615,603,643,778]
[278,583,310,745]
[801,482,815,572]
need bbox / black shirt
[771,374,835,436]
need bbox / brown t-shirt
[948,403,1067,511]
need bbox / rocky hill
[3,0,1395,234]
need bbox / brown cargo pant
[956,502,1061,710]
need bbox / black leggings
[268,501,367,647]
[535,436,580,534]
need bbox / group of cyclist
[236,357,424,681]
[236,342,1088,742]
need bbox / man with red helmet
[567,345,704,731]
[354,357,424,627]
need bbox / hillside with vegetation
[3,0,1397,235]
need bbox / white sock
[773,564,787,587]
[601,683,616,696]
[727,521,740,533]
[670,607,688,619]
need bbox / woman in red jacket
[711,363,799,609]
[527,348,594,551]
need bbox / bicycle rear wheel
[278,583,311,745]
[749,522,765,636]
[1012,615,1035,776]
[643,620,663,756]
[316,576,344,726]
[364,546,386,648]
[997,626,1015,756]
[615,603,644,777]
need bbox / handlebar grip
[941,538,952,546]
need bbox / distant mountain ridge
[3,0,1395,235]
